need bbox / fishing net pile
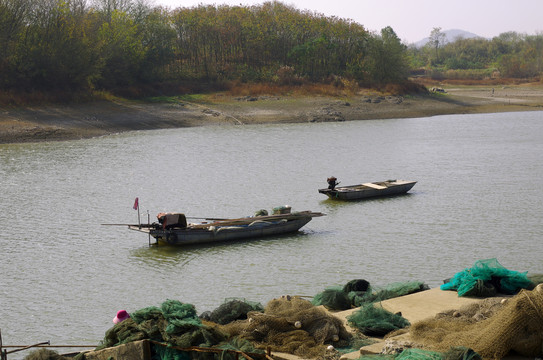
[199,298,264,325]
[81,296,374,360]
[217,295,372,358]
[352,346,482,360]
[440,258,533,297]
[310,279,427,339]
[90,299,263,360]
[24,349,72,360]
[408,284,543,359]
[347,303,410,337]
[312,279,429,310]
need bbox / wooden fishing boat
[318,179,416,200]
[127,207,325,246]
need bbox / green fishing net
[199,298,264,325]
[440,258,532,297]
[366,282,430,303]
[395,348,443,360]
[312,279,429,310]
[152,345,191,360]
[95,299,260,360]
[394,347,481,360]
[441,346,482,360]
[311,286,352,310]
[150,337,261,360]
[347,303,410,337]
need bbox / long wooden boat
[318,179,416,200]
[128,208,325,246]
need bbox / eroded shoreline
[2,85,542,144]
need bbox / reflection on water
[128,230,322,272]
[1,111,543,357]
[129,246,197,270]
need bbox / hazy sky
[151,0,543,44]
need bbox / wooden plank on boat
[362,182,386,190]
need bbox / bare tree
[429,27,446,62]
[91,0,133,21]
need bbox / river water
[1,111,542,356]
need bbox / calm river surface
[1,111,542,355]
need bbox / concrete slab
[331,287,508,357]
[332,287,489,327]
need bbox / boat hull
[319,180,416,200]
[130,215,314,246]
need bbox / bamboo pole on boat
[189,211,325,229]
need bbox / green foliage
[96,10,145,88]
[362,26,409,85]
[409,29,543,81]
[4,0,99,90]
[4,0,543,97]
[1,0,385,95]
[148,94,206,103]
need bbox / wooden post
[0,328,4,360]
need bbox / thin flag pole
[147,210,151,245]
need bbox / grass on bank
[3,77,540,107]
[0,79,430,107]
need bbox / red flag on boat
[133,197,139,210]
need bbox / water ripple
[1,111,543,357]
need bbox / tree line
[409,27,543,81]
[0,0,409,97]
[2,0,542,100]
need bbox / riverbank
[46,284,542,360]
[1,84,543,144]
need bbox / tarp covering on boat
[157,213,187,229]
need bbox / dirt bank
[1,84,543,144]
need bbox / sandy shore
[1,84,543,144]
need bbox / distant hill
[413,29,483,47]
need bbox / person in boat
[327,176,339,190]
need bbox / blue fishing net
[440,258,532,297]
